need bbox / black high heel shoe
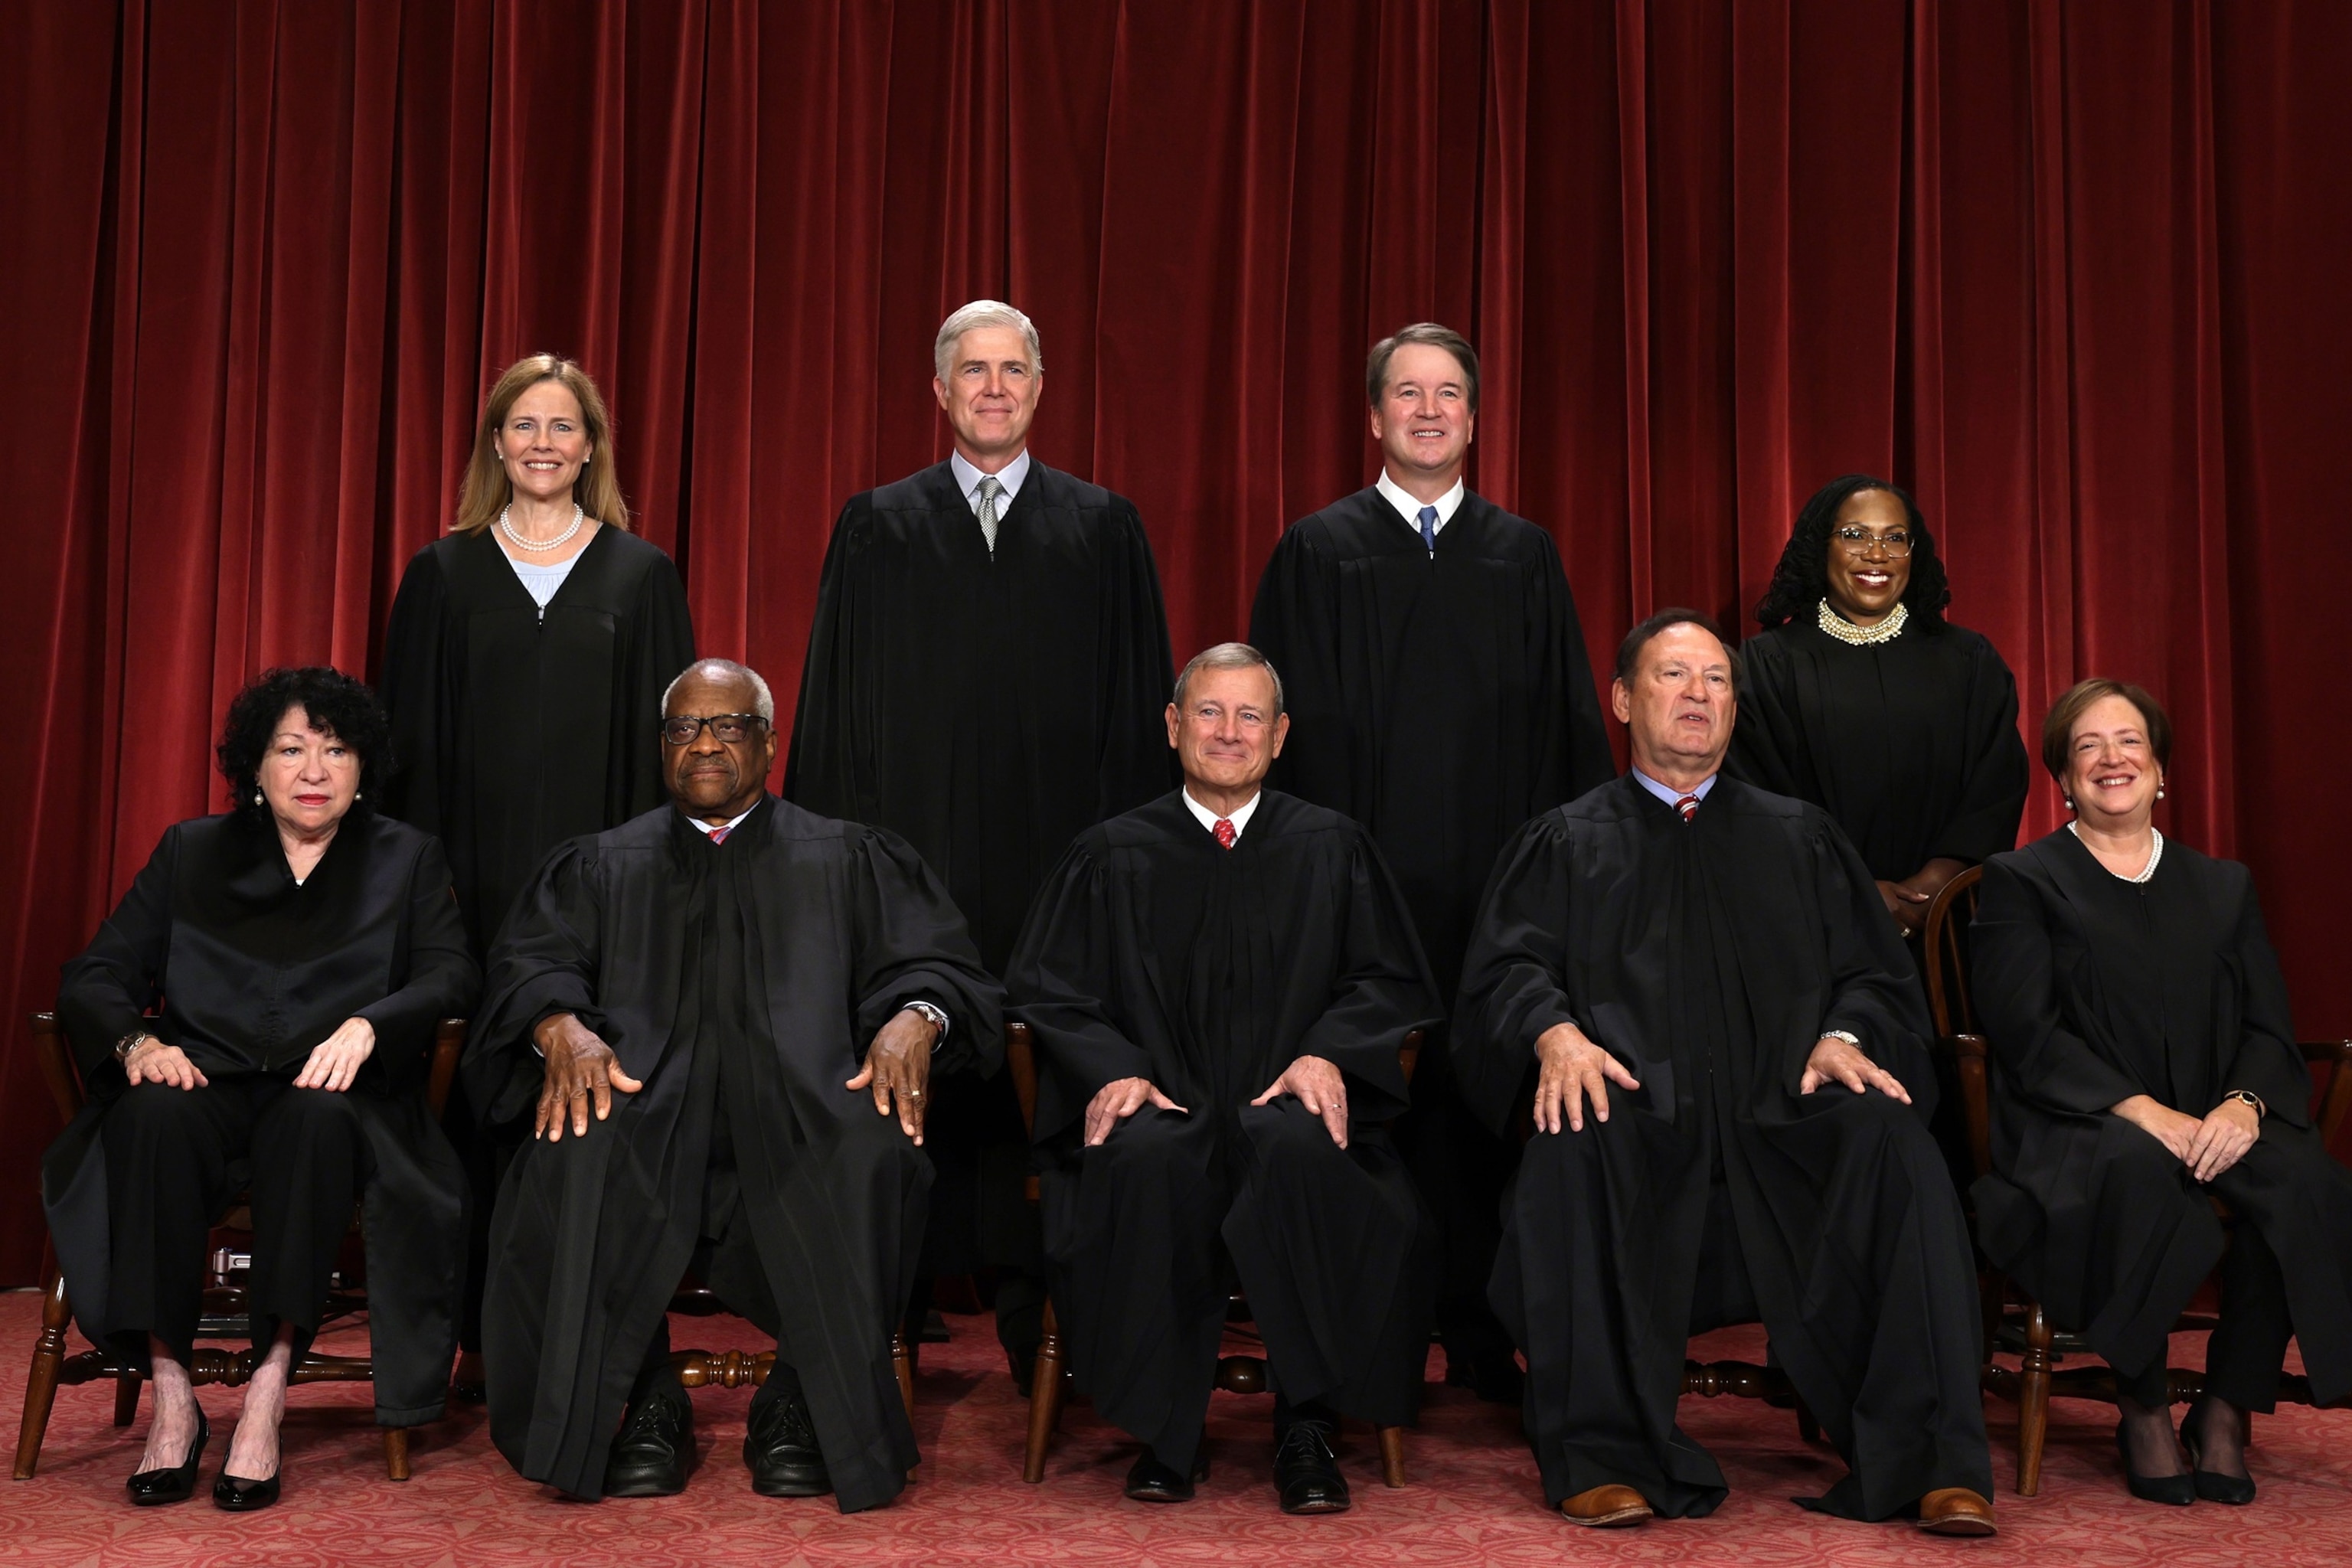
[213,1462,282,1512]
[126,1405,208,1506]
[2181,1406,2258,1505]
[2115,1419,2195,1506]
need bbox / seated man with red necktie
[1454,610,1997,1536]
[1004,642,1440,1514]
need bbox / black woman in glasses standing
[1727,474,2029,941]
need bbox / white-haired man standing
[786,302,1175,1383]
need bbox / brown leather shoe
[1916,1487,1998,1537]
[1560,1484,1652,1527]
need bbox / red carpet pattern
[3,1292,2348,1566]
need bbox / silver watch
[1821,1030,1862,1049]
[901,1000,949,1040]
[114,1030,158,1063]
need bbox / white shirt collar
[1180,786,1262,842]
[1375,469,1465,547]
[949,448,1032,513]
[684,802,760,836]
[1630,768,1717,809]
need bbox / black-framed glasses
[659,713,769,745]
[1831,526,1913,557]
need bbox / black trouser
[100,1076,371,1365]
[2114,1221,2294,1411]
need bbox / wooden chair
[1005,1021,1417,1487]
[15,1012,469,1482]
[1921,865,2352,1494]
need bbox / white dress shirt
[1376,469,1465,548]
[949,448,1033,513]
[1181,786,1262,842]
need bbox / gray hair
[1172,642,1285,717]
[933,299,1042,385]
[662,658,775,723]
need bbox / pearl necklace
[1816,597,1907,645]
[2069,822,2164,884]
[500,502,584,553]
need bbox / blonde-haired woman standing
[377,354,694,1371]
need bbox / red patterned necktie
[708,824,732,844]
[1214,818,1237,850]
[1674,794,1700,823]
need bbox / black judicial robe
[1005,791,1441,1469]
[1249,487,1613,1002]
[42,812,477,1424]
[1968,831,2352,1401]
[378,524,694,955]
[466,796,1002,1510]
[1457,776,1989,1519]
[786,459,1175,974]
[1726,617,2028,882]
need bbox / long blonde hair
[453,354,632,534]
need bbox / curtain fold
[2,0,2346,1278]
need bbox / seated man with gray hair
[1005,643,1439,1514]
[467,658,1001,1509]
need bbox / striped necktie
[1674,794,1700,823]
[708,824,733,844]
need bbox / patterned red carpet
[3,1291,2347,1566]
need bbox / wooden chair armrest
[426,1019,466,1119]
[2300,1040,2352,1144]
[31,1011,86,1124]
[1948,1033,1994,1181]
[1005,1022,1037,1139]
[1398,1029,1424,1087]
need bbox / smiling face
[933,325,1041,469]
[1165,663,1289,799]
[1611,622,1738,783]
[1821,488,1913,627]
[494,379,593,508]
[258,704,361,838]
[2063,693,2163,828]
[1368,341,1475,488]
[662,668,778,822]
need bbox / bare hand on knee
[1082,1077,1187,1147]
[1533,1022,1638,1134]
[292,1017,375,1092]
[534,1014,642,1142]
[1251,1054,1350,1148]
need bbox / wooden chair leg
[1022,1297,1066,1484]
[383,1426,411,1481]
[2016,1302,2054,1497]
[890,1329,915,1425]
[112,1372,140,1426]
[13,1269,73,1480]
[1375,1424,1406,1488]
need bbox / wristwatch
[901,1000,949,1041]
[2221,1089,2266,1119]
[113,1030,158,1064]
[1821,1030,1862,1049]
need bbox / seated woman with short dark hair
[43,667,477,1511]
[1970,678,2352,1507]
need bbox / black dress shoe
[212,1465,281,1511]
[604,1391,694,1498]
[126,1406,208,1507]
[1273,1418,1351,1514]
[1123,1447,1209,1503]
[2115,1422,2194,1506]
[2181,1415,2258,1505]
[745,1387,831,1498]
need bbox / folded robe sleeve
[57,828,181,1085]
[464,840,607,1128]
[843,825,1004,1080]
[1806,818,1939,1098]
[1290,828,1438,1119]
[1969,857,2146,1117]
[1931,639,2030,867]
[1452,814,1592,1135]
[351,836,479,1095]
[1004,841,1158,1140]
[2216,871,2314,1129]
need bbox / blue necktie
[1418,504,1438,554]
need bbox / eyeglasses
[659,713,769,746]
[1831,527,1913,557]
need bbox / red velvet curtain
[3,0,2347,1281]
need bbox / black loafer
[212,1466,281,1511]
[1123,1446,1209,1503]
[126,1406,208,1507]
[745,1387,831,1498]
[604,1391,693,1498]
[1274,1419,1351,1514]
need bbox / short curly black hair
[1753,474,1952,630]
[216,666,391,819]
